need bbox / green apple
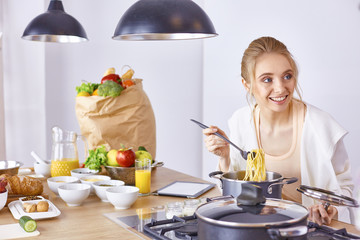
[135,150,153,164]
[107,149,119,166]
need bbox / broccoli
[97,81,124,97]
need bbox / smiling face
[251,52,296,113]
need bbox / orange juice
[51,158,79,177]
[135,170,151,194]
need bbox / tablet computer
[153,181,215,198]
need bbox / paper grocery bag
[75,78,156,159]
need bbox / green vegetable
[76,82,99,95]
[97,81,123,97]
[84,145,108,171]
[19,216,37,232]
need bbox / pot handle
[267,225,308,240]
[206,195,234,203]
[208,171,223,180]
[267,177,298,195]
[208,171,224,189]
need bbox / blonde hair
[241,36,302,105]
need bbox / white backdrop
[1,1,360,187]
[202,0,360,185]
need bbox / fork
[190,119,254,160]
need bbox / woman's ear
[242,78,250,92]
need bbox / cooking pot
[209,170,297,199]
[195,184,309,240]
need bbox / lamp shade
[22,0,88,43]
[113,0,218,40]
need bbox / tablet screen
[155,181,215,198]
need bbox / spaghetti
[243,149,266,182]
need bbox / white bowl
[0,190,8,211]
[47,176,80,195]
[58,183,90,207]
[34,162,51,177]
[71,168,99,178]
[106,186,139,209]
[80,175,111,194]
[93,180,125,202]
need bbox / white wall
[1,0,360,184]
[1,0,46,164]
[203,0,360,184]
[2,0,204,177]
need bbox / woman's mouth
[269,95,287,103]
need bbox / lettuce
[76,82,99,94]
[84,145,108,171]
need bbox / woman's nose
[273,79,286,93]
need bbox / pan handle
[267,225,308,240]
[267,177,298,194]
[209,171,224,189]
[208,171,224,180]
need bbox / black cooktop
[116,211,360,240]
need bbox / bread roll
[23,203,36,213]
[0,174,43,195]
[36,201,49,212]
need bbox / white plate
[8,199,61,220]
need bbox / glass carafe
[50,126,88,177]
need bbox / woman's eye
[263,77,272,83]
[284,74,292,80]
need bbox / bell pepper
[101,74,121,85]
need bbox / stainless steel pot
[209,170,297,199]
[195,193,309,240]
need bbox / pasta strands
[243,149,266,182]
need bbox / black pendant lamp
[113,0,218,41]
[22,0,88,43]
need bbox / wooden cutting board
[0,223,40,239]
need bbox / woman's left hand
[308,204,337,225]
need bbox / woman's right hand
[203,126,230,160]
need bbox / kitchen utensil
[92,180,125,202]
[0,160,23,176]
[195,184,309,240]
[105,161,163,185]
[33,162,51,178]
[50,126,88,177]
[30,151,50,164]
[0,223,40,239]
[106,186,139,209]
[297,185,359,210]
[209,170,297,199]
[58,183,90,207]
[8,199,61,220]
[190,119,253,160]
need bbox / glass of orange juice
[135,159,151,196]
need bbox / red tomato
[116,149,136,167]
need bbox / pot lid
[195,197,308,227]
[297,185,359,208]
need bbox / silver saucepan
[209,170,297,199]
[196,183,309,240]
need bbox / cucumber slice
[19,216,37,232]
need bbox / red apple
[0,177,8,193]
[116,148,136,167]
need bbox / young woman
[203,36,354,225]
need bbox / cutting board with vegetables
[0,223,40,239]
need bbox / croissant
[0,174,43,195]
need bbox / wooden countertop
[0,167,359,239]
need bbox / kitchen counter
[0,167,359,239]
